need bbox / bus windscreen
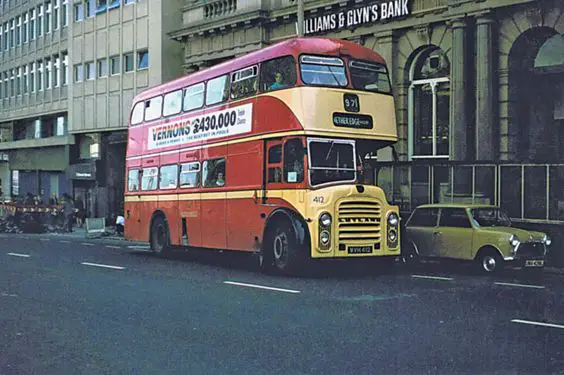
[308,139,356,186]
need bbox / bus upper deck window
[300,55,347,87]
[206,75,229,106]
[349,60,391,94]
[130,102,144,125]
[260,56,297,92]
[231,66,258,100]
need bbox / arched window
[408,47,450,159]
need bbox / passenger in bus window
[270,72,288,90]
[216,172,225,186]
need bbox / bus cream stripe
[125,129,394,161]
[124,189,304,202]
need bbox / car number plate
[525,260,544,267]
[347,246,372,254]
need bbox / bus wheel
[264,222,300,275]
[150,216,170,255]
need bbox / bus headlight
[387,213,399,226]
[388,229,398,243]
[320,230,330,245]
[387,211,400,249]
[320,213,332,228]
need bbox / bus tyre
[150,216,171,256]
[263,221,302,275]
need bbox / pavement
[1,234,564,374]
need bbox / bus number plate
[348,246,373,254]
[344,94,360,113]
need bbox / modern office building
[170,0,564,227]
[0,0,184,220]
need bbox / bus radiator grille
[337,200,381,246]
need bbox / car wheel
[478,251,503,274]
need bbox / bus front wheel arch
[149,213,171,256]
[261,211,310,275]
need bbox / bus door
[200,148,227,250]
[264,140,285,193]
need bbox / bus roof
[132,37,387,104]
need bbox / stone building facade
[170,0,564,224]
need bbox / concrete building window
[9,19,14,48]
[183,83,204,111]
[45,1,52,34]
[53,0,60,30]
[9,69,14,97]
[29,63,35,92]
[110,55,120,75]
[29,9,36,40]
[45,58,52,89]
[62,0,68,27]
[206,75,229,106]
[96,0,107,13]
[144,96,162,121]
[124,0,135,4]
[124,53,134,72]
[74,3,84,22]
[62,52,68,85]
[2,22,7,50]
[15,67,21,95]
[163,89,182,117]
[86,0,96,17]
[37,4,43,37]
[97,59,107,78]
[86,61,95,80]
[56,115,66,135]
[54,56,60,87]
[108,0,120,10]
[23,65,28,93]
[22,13,28,43]
[37,61,43,91]
[15,16,20,45]
[3,73,7,98]
[137,50,148,70]
[408,47,450,159]
[74,64,83,82]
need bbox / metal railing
[374,162,564,224]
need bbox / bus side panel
[226,140,263,251]
[178,194,201,247]
[179,150,202,247]
[200,144,227,250]
[141,156,160,243]
[159,152,180,245]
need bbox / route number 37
[312,196,325,204]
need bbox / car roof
[414,204,499,209]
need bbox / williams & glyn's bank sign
[303,0,411,35]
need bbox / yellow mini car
[403,204,550,273]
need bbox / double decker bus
[124,37,400,274]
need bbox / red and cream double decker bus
[124,37,400,274]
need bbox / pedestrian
[115,213,125,236]
[62,193,74,233]
[74,197,85,228]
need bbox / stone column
[374,30,399,162]
[450,19,468,161]
[475,15,496,161]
